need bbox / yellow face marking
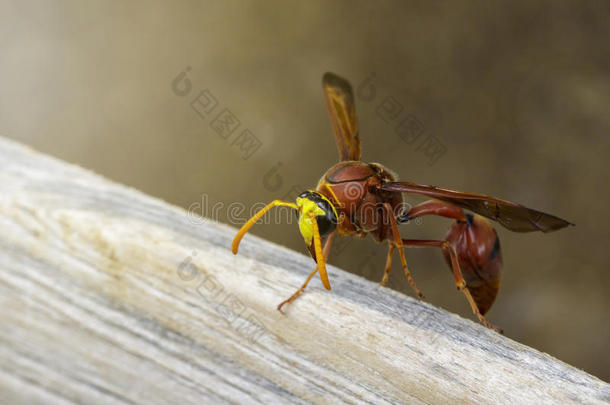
[296,196,325,246]
[295,191,337,246]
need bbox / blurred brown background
[1,1,608,380]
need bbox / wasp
[232,72,572,332]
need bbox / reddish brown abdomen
[443,214,503,315]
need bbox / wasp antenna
[231,200,297,254]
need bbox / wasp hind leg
[401,238,503,333]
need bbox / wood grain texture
[0,137,608,405]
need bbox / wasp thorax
[295,191,338,246]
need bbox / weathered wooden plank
[0,136,607,404]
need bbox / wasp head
[295,191,338,247]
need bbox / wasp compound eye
[314,198,338,237]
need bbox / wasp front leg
[277,231,336,312]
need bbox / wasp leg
[380,243,394,286]
[401,238,502,333]
[399,199,465,223]
[232,200,298,254]
[383,203,424,298]
[277,231,335,313]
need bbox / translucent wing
[322,72,361,161]
[381,181,573,232]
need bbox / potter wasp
[232,72,572,332]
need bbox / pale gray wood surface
[0,137,607,404]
